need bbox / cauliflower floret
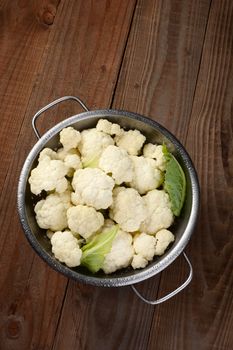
[131,233,157,269]
[60,127,81,151]
[79,129,114,164]
[102,230,134,274]
[29,157,68,195]
[98,218,115,232]
[131,254,148,269]
[99,145,134,185]
[96,119,122,136]
[143,144,166,171]
[129,156,163,194]
[140,189,174,234]
[133,233,156,261]
[72,168,115,210]
[115,129,146,155]
[71,192,83,206]
[110,188,147,232]
[64,153,82,177]
[51,230,82,267]
[56,147,80,161]
[57,188,72,203]
[34,191,71,231]
[154,229,175,256]
[67,205,104,239]
[38,148,58,161]
[112,186,126,197]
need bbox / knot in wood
[6,317,21,339]
[42,10,55,25]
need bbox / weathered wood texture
[0,0,232,349]
[0,1,137,349]
[148,1,233,349]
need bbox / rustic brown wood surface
[0,0,232,349]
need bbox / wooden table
[0,1,232,349]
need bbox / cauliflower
[72,168,115,210]
[131,254,148,269]
[79,128,114,164]
[34,191,71,231]
[111,186,126,197]
[29,120,181,274]
[129,156,163,194]
[64,154,82,170]
[140,189,174,234]
[64,153,82,177]
[99,145,134,184]
[110,188,147,232]
[102,230,134,274]
[29,156,68,195]
[95,218,115,234]
[38,148,58,161]
[115,129,146,155]
[131,232,157,269]
[51,230,82,267]
[154,229,175,256]
[133,233,156,261]
[56,147,80,161]
[58,188,72,203]
[143,144,166,171]
[96,119,122,136]
[59,127,81,151]
[67,205,104,239]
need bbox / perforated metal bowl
[17,96,200,304]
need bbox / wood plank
[0,1,137,349]
[148,0,233,349]
[52,1,211,349]
[0,0,60,192]
[112,0,211,140]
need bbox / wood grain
[0,1,137,349]
[52,1,211,350]
[112,0,211,138]
[148,0,233,349]
[0,0,60,192]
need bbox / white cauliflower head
[51,230,82,267]
[143,144,166,171]
[129,156,163,194]
[140,189,174,234]
[154,229,175,256]
[38,148,58,161]
[29,156,68,195]
[67,205,104,239]
[34,191,71,231]
[59,127,81,151]
[72,168,115,210]
[131,254,148,269]
[96,119,122,136]
[64,154,82,177]
[115,129,146,155]
[133,233,156,261]
[110,188,147,232]
[79,128,114,164]
[56,147,80,161]
[131,232,157,269]
[99,145,134,185]
[102,230,134,274]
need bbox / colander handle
[131,252,193,305]
[32,96,89,139]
